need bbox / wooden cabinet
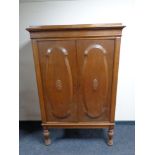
[26,23,125,145]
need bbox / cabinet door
[37,40,77,122]
[77,40,115,122]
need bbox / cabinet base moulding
[42,122,115,128]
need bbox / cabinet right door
[77,40,115,122]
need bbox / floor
[19,122,135,155]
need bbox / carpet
[19,122,135,155]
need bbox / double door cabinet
[26,23,125,145]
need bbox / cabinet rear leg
[108,128,114,146]
[43,128,51,145]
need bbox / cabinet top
[26,23,125,32]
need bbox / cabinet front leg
[108,128,114,146]
[43,128,51,145]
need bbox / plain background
[19,0,135,121]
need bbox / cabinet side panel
[31,40,47,123]
[110,37,121,122]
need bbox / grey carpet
[19,123,135,155]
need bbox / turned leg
[108,128,114,146]
[43,128,51,145]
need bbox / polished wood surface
[77,40,114,122]
[37,40,77,122]
[27,23,125,145]
[26,23,125,32]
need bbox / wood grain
[37,40,77,122]
[77,40,115,122]
[26,23,125,32]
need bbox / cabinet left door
[36,40,77,122]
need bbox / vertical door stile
[75,39,80,122]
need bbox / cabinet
[26,23,125,145]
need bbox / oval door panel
[45,47,73,119]
[82,44,108,118]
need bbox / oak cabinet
[26,23,125,145]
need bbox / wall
[19,0,135,120]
